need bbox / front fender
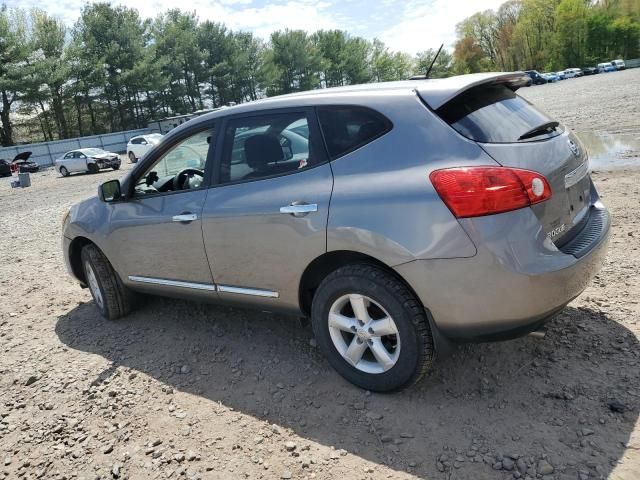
[63,197,116,273]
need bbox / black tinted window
[436,84,563,143]
[220,112,321,184]
[317,107,392,159]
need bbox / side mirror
[98,179,122,202]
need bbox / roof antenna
[425,43,444,79]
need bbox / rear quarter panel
[326,91,503,265]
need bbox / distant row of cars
[52,134,163,177]
[524,59,626,86]
[2,133,164,180]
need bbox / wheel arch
[68,236,96,284]
[299,250,415,316]
[299,250,454,358]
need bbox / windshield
[436,84,564,143]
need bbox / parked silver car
[55,148,121,177]
[62,72,610,391]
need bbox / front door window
[134,129,214,196]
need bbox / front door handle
[172,213,198,223]
[279,203,318,217]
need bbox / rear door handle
[279,203,318,217]
[172,213,198,223]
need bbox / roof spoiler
[416,72,530,110]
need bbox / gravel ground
[519,68,640,134]
[1,72,640,480]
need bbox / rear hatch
[423,80,592,245]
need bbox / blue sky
[5,0,506,55]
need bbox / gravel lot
[1,70,639,480]
[520,69,640,135]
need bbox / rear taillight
[429,166,552,218]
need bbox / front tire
[311,264,434,392]
[87,163,99,174]
[112,165,120,170]
[128,152,137,163]
[81,244,133,320]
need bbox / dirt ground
[1,70,639,480]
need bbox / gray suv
[62,72,610,391]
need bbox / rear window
[317,106,392,159]
[436,84,563,143]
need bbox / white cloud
[9,0,506,54]
[11,0,340,36]
[117,0,339,38]
[380,0,506,55]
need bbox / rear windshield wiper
[518,121,560,141]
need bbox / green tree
[415,48,454,78]
[266,30,321,95]
[74,3,146,131]
[154,10,204,113]
[457,10,504,68]
[555,0,589,68]
[610,15,640,58]
[343,37,373,84]
[314,30,348,87]
[455,36,491,73]
[0,6,29,146]
[30,10,70,138]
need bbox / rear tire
[128,152,137,163]
[81,244,133,320]
[59,166,69,177]
[311,264,434,392]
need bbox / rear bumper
[394,201,610,341]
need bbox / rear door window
[436,84,563,143]
[317,106,392,159]
[219,112,323,184]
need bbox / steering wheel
[173,168,204,190]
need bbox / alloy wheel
[328,294,400,374]
[84,261,104,310]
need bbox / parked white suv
[611,59,626,70]
[126,134,164,163]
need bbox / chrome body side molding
[128,276,279,298]
[218,285,279,298]
[128,276,216,291]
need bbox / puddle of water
[575,130,640,170]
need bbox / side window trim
[210,106,328,188]
[127,121,219,199]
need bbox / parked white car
[562,68,583,78]
[126,133,164,163]
[54,148,121,177]
[611,59,626,70]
